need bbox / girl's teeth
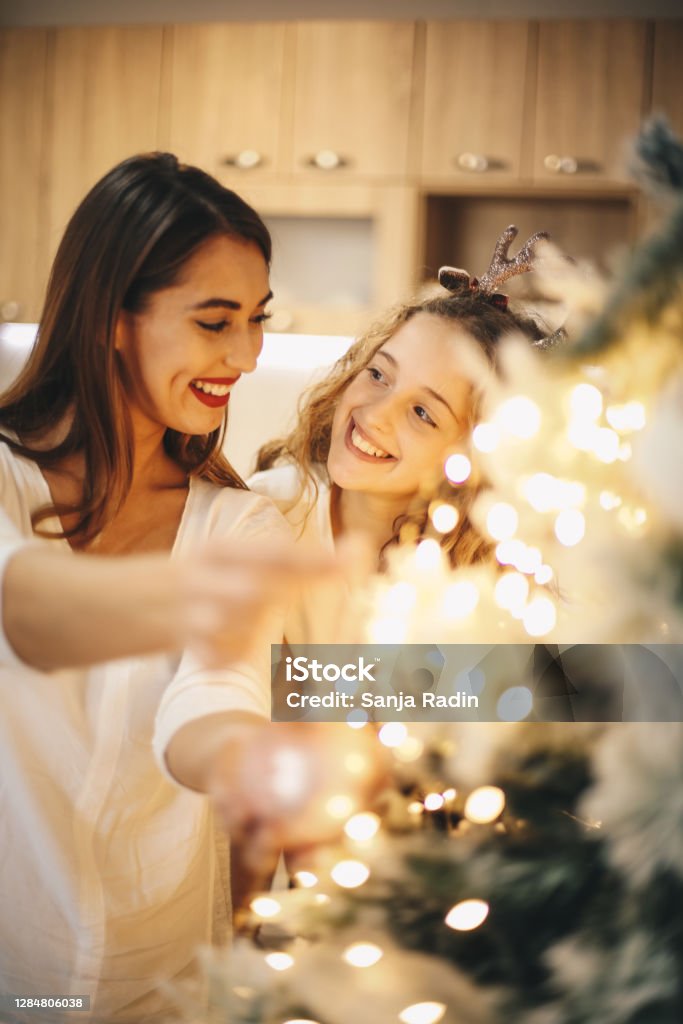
[351,427,389,458]
[193,380,231,396]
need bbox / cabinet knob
[307,150,345,171]
[222,150,264,170]
[0,300,21,322]
[544,154,579,175]
[457,152,489,173]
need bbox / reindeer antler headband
[438,224,548,307]
[438,224,566,349]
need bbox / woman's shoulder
[0,434,44,534]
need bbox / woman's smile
[189,375,241,407]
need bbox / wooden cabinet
[289,21,416,178]
[420,21,531,183]
[165,23,288,178]
[533,21,647,185]
[45,27,164,263]
[652,21,683,139]
[0,29,49,322]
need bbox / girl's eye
[414,405,436,428]
[196,320,229,333]
[367,366,384,383]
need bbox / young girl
[249,257,547,643]
[0,153,372,1021]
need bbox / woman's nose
[223,325,263,374]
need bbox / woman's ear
[114,312,133,352]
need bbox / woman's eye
[414,405,436,428]
[367,366,384,383]
[251,312,273,325]
[196,319,229,333]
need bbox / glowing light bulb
[265,952,294,971]
[515,545,543,575]
[345,812,380,841]
[331,860,370,889]
[592,427,620,463]
[346,709,369,729]
[283,1020,320,1024]
[494,572,529,612]
[606,400,646,432]
[379,722,408,748]
[250,897,281,919]
[431,502,459,533]
[487,502,518,541]
[393,736,425,763]
[444,453,471,483]
[445,898,489,931]
[399,1003,446,1024]
[415,538,442,571]
[599,490,622,510]
[345,751,369,774]
[408,801,424,816]
[522,595,557,637]
[472,422,500,452]
[424,792,445,811]
[495,539,526,566]
[443,788,457,801]
[343,942,383,967]
[534,564,553,585]
[326,794,355,820]
[442,580,479,619]
[294,871,318,889]
[496,395,541,438]
[464,786,506,823]
[570,382,603,420]
[554,509,585,546]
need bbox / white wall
[2,0,683,27]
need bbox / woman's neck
[332,486,409,560]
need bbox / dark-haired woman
[0,153,367,1021]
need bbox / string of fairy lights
[366,335,659,649]
[246,735,509,1024]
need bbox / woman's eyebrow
[188,290,273,311]
[376,349,461,424]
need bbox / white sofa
[0,325,352,478]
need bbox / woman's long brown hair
[256,291,545,568]
[0,152,272,545]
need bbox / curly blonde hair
[256,291,545,568]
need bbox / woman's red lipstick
[189,376,240,408]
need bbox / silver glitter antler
[477,224,549,292]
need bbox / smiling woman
[0,153,378,1022]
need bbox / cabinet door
[165,23,287,178]
[45,27,163,261]
[0,29,49,322]
[421,21,530,182]
[533,21,647,185]
[652,21,683,139]
[290,21,415,178]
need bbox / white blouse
[0,441,288,1022]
